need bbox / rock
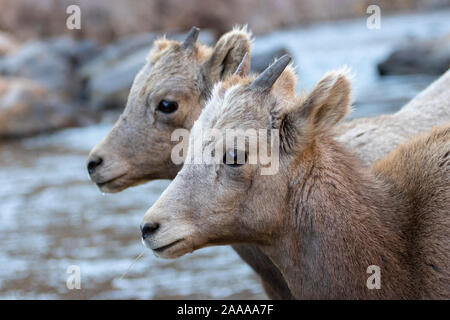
[0,37,99,95]
[378,34,450,76]
[44,37,100,66]
[251,47,290,73]
[0,31,19,56]
[0,77,96,139]
[85,47,149,110]
[80,31,215,110]
[82,33,159,75]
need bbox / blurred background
[0,0,449,299]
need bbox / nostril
[87,157,103,175]
[141,222,160,240]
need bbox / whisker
[117,249,146,282]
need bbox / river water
[1,9,449,299]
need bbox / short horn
[181,27,200,50]
[234,52,250,77]
[250,54,291,91]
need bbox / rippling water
[0,9,449,299]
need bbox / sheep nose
[87,156,103,175]
[141,222,160,240]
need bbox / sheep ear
[282,69,351,149]
[204,26,252,83]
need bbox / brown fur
[372,127,450,298]
[141,67,450,299]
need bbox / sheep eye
[223,149,247,167]
[157,100,178,113]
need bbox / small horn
[234,52,249,77]
[181,27,200,50]
[250,54,291,91]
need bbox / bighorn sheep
[141,56,450,299]
[87,26,450,299]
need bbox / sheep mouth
[96,173,127,188]
[153,239,184,253]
